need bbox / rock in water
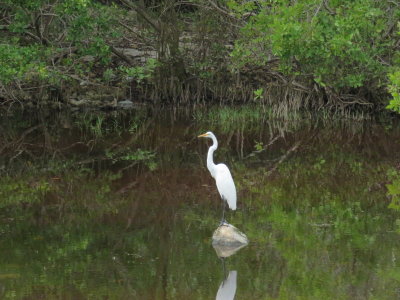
[212,224,248,258]
[212,223,249,247]
[213,242,247,258]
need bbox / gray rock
[114,48,157,62]
[212,223,249,251]
[80,55,95,62]
[68,98,87,106]
[117,100,134,109]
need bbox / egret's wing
[215,164,237,210]
[216,271,237,300]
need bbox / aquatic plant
[194,105,268,132]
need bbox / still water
[1,107,400,299]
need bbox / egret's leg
[220,198,227,225]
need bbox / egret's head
[198,131,213,139]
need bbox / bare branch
[109,45,135,66]
[118,0,161,32]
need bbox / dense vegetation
[0,0,399,113]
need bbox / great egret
[198,131,237,224]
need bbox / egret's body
[198,132,237,223]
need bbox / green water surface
[0,107,400,299]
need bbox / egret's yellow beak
[198,133,208,138]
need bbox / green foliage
[312,157,326,171]
[387,70,400,112]
[254,141,263,151]
[119,58,159,83]
[74,112,147,138]
[89,115,105,137]
[1,0,121,87]
[0,176,50,208]
[194,105,268,132]
[102,68,115,83]
[253,88,264,100]
[0,44,48,84]
[387,169,400,211]
[386,27,400,113]
[231,0,398,92]
[106,148,158,170]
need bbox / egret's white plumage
[215,164,236,210]
[198,131,237,213]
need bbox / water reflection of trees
[2,108,400,171]
[1,108,400,298]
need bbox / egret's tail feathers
[222,195,236,211]
[228,203,236,210]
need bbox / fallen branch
[266,130,318,176]
[109,45,135,66]
[0,125,41,155]
[118,0,161,33]
[266,139,302,176]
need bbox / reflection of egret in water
[216,270,237,300]
[213,242,247,258]
[213,242,246,300]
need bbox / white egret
[198,131,237,224]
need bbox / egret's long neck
[207,135,218,178]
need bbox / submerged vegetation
[0,0,399,114]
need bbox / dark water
[1,107,400,299]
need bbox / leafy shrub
[386,27,400,113]
[0,44,48,84]
[0,0,121,86]
[386,70,400,113]
[231,0,398,93]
